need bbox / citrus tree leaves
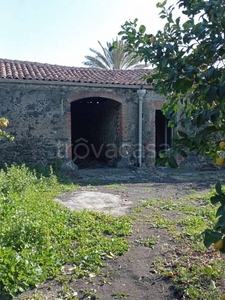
[203,229,223,248]
[119,0,225,164]
[118,0,225,251]
[202,182,225,249]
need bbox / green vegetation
[1,170,225,299]
[112,291,127,298]
[203,182,225,251]
[83,38,148,70]
[136,190,225,299]
[0,165,131,298]
[117,0,225,258]
[119,0,225,166]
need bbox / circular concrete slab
[54,191,132,216]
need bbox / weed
[150,189,225,299]
[20,293,46,300]
[112,291,127,298]
[104,184,120,189]
[81,289,99,299]
[57,283,78,299]
[131,206,143,213]
[135,235,159,247]
[104,184,127,192]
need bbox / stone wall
[0,81,166,167]
[1,83,66,164]
[142,91,167,164]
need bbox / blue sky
[0,0,176,67]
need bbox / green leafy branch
[203,182,225,252]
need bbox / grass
[0,164,131,299]
[138,190,225,299]
[104,184,128,192]
[128,186,225,299]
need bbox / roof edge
[0,78,153,90]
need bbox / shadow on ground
[69,166,224,189]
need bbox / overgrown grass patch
[149,189,225,299]
[0,164,131,299]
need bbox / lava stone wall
[0,80,165,167]
[142,91,167,165]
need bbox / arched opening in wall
[71,97,122,168]
[155,110,172,158]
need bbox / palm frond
[83,38,148,70]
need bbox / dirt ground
[14,166,224,300]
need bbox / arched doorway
[155,110,172,158]
[71,97,122,168]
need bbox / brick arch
[68,90,124,104]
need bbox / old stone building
[0,58,170,168]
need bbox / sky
[0,0,177,67]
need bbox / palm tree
[83,38,148,70]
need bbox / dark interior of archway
[155,110,172,158]
[71,97,121,168]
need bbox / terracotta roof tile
[0,58,149,86]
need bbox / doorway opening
[71,97,121,168]
[155,110,172,158]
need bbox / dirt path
[15,167,223,300]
